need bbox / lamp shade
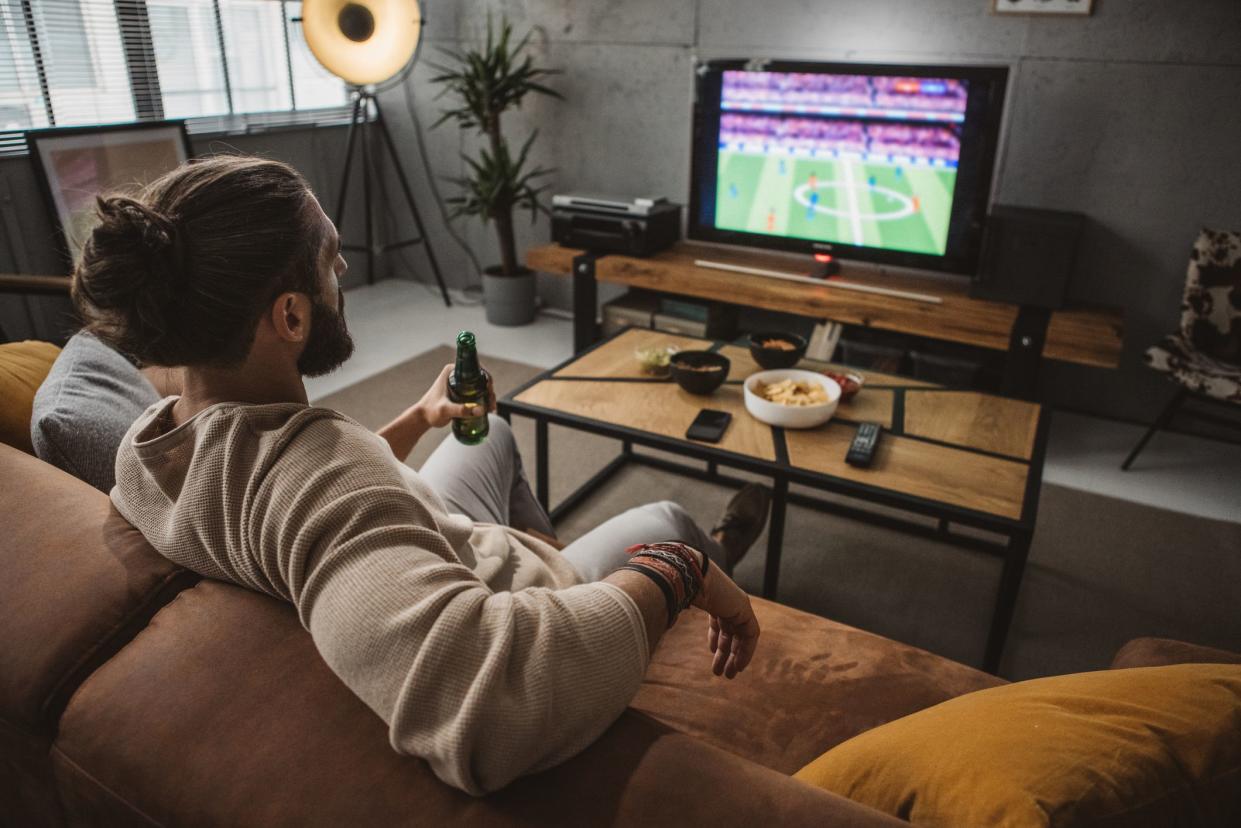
[302,0,422,86]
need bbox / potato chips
[756,378,829,407]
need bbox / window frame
[2,0,352,157]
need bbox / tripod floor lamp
[302,0,451,305]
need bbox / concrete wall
[387,0,1241,422]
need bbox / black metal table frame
[498,331,1051,675]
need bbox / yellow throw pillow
[795,664,1241,827]
[0,340,61,453]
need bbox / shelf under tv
[526,241,1124,398]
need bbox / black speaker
[971,205,1085,309]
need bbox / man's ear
[269,292,311,344]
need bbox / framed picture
[993,0,1094,15]
[26,121,193,270]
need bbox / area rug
[316,347,1241,680]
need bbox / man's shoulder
[244,404,387,463]
[245,406,421,538]
[251,405,404,487]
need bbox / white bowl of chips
[744,369,841,429]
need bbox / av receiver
[551,193,681,257]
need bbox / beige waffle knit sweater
[111,398,649,795]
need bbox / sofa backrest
[51,579,903,826]
[2,443,902,826]
[0,443,199,825]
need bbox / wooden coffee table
[498,327,1050,673]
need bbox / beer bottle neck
[455,333,481,379]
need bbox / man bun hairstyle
[72,154,324,367]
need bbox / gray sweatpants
[418,415,724,582]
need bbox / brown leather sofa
[4,442,1238,826]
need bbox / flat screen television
[688,60,1009,275]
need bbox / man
[74,155,770,795]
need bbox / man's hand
[377,364,496,460]
[413,364,497,429]
[692,563,760,680]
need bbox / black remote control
[846,422,882,468]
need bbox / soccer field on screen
[715,151,957,256]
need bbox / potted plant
[430,16,561,326]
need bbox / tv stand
[692,257,943,304]
[527,241,1124,398]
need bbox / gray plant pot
[482,266,537,327]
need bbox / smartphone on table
[686,409,732,443]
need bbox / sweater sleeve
[247,416,650,795]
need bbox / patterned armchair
[1122,228,1241,469]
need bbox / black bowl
[749,331,808,370]
[670,350,730,395]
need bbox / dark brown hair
[72,154,325,367]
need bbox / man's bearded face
[297,288,354,377]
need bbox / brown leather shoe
[710,483,771,573]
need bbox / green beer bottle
[448,331,490,445]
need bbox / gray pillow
[31,332,160,492]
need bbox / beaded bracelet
[619,541,708,627]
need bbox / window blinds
[0,0,349,156]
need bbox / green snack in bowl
[635,344,678,375]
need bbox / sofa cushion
[31,331,159,492]
[1112,637,1241,670]
[631,600,1005,774]
[0,445,195,733]
[794,664,1241,827]
[0,339,60,453]
[0,444,197,826]
[52,580,904,827]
